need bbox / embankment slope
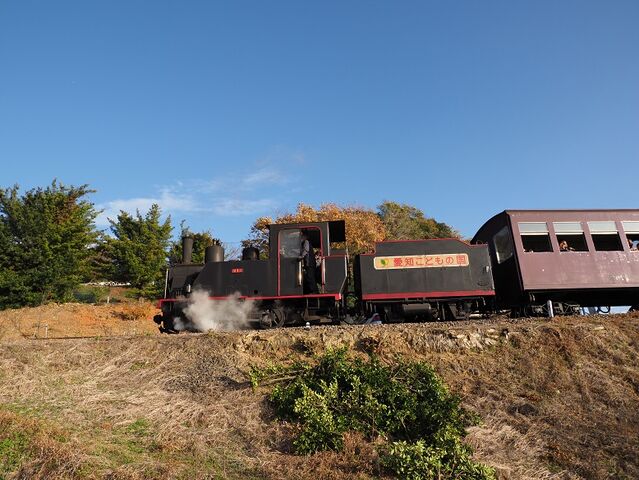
[1,311,638,479]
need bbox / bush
[252,348,495,480]
[381,437,496,480]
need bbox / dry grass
[0,311,638,479]
[117,304,154,322]
[0,409,84,479]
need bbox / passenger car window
[622,221,639,251]
[518,222,552,252]
[279,230,301,258]
[553,222,588,251]
[588,221,623,251]
[493,226,514,264]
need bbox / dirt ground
[0,306,638,479]
[0,302,160,341]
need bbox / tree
[243,203,386,256]
[168,221,220,265]
[108,204,173,298]
[378,201,459,240]
[0,181,99,308]
[243,216,274,257]
[243,202,459,258]
[87,232,117,281]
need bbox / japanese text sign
[373,253,469,270]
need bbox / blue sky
[1,1,638,244]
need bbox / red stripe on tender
[209,293,342,301]
[362,290,495,301]
[158,293,342,303]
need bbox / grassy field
[0,309,638,479]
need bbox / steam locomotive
[154,209,639,331]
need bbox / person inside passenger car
[559,240,574,251]
[630,238,638,251]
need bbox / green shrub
[253,348,495,480]
[381,436,496,480]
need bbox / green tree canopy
[87,231,116,282]
[108,204,173,298]
[168,221,220,265]
[0,181,99,308]
[378,201,459,240]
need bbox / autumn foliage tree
[244,203,387,257]
[243,202,458,256]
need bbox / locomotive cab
[269,221,348,297]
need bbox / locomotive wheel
[441,303,470,321]
[158,314,180,334]
[259,309,285,329]
[342,313,366,325]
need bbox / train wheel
[564,303,581,315]
[158,314,180,334]
[442,302,470,321]
[342,313,366,325]
[259,309,285,329]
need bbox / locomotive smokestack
[182,236,194,264]
[205,244,224,263]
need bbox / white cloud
[211,198,278,216]
[241,167,288,188]
[96,188,279,226]
[193,166,290,193]
[96,147,304,227]
[95,189,198,226]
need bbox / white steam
[174,290,254,332]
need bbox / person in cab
[299,231,318,294]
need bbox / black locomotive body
[155,220,496,330]
[157,221,349,330]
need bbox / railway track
[19,312,591,342]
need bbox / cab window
[518,222,552,252]
[279,230,301,258]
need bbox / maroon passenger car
[472,210,639,314]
